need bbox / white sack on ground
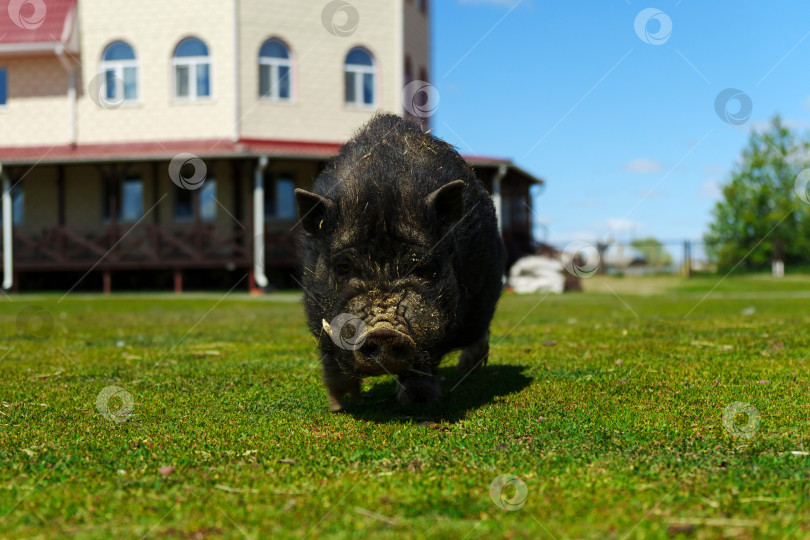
[508,256,566,294]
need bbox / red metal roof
[0,0,76,45]
[0,138,343,164]
[0,137,542,183]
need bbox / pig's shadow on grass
[343,364,532,424]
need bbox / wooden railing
[8,224,299,271]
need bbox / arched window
[100,41,137,103]
[259,39,292,101]
[173,37,211,100]
[344,47,375,106]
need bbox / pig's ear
[426,180,465,225]
[294,188,335,235]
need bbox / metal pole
[683,240,692,278]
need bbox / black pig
[294,113,504,411]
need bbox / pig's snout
[355,328,416,373]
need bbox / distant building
[0,0,542,291]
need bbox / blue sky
[431,0,810,247]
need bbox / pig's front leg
[457,330,489,373]
[396,363,441,405]
[322,354,361,412]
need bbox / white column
[492,164,507,234]
[2,168,13,290]
[253,156,269,288]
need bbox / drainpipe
[492,164,507,234]
[2,165,13,290]
[55,46,77,144]
[253,155,269,288]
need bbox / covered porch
[0,139,542,292]
[0,139,334,292]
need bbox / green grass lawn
[1,275,809,539]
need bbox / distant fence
[546,239,712,276]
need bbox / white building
[0,0,541,291]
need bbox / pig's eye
[335,261,353,276]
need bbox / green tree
[704,116,810,271]
[631,237,672,267]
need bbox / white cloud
[699,180,722,200]
[544,217,646,245]
[622,158,663,174]
[547,229,600,244]
[606,218,642,233]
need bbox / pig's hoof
[324,370,361,412]
[457,332,489,373]
[396,376,441,406]
[328,393,350,412]
[327,387,360,412]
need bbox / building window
[259,39,292,101]
[173,37,211,100]
[1,183,24,225]
[121,178,144,222]
[173,179,217,221]
[200,179,217,221]
[12,184,23,225]
[344,47,375,107]
[103,177,143,222]
[264,176,296,220]
[174,188,193,221]
[420,0,428,14]
[0,68,7,107]
[100,41,138,104]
